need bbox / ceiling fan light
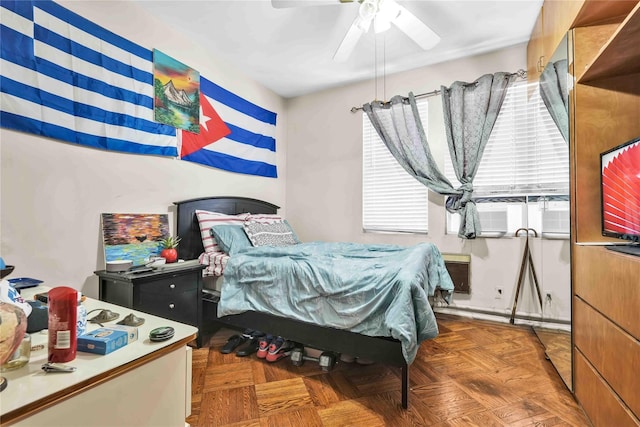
[377,0,400,22]
[359,0,377,21]
[373,15,392,33]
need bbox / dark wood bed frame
[174,196,410,409]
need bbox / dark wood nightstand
[95,263,204,346]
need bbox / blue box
[77,328,129,355]
[106,325,139,343]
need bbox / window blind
[362,99,429,233]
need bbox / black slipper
[236,338,260,357]
[220,334,247,354]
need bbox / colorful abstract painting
[153,49,200,133]
[101,213,170,267]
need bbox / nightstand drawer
[137,274,197,296]
[137,289,198,325]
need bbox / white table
[0,286,198,426]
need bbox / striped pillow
[195,210,249,253]
[198,251,229,276]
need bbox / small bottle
[48,286,77,363]
[77,292,87,337]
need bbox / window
[445,81,569,237]
[362,99,429,233]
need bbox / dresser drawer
[137,289,198,325]
[137,273,197,296]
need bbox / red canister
[48,286,77,363]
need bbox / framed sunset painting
[153,49,200,133]
[101,213,170,267]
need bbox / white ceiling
[134,0,542,98]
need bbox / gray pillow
[243,221,298,247]
[283,220,301,244]
[210,224,252,255]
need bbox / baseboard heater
[442,253,471,294]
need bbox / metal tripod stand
[510,228,543,324]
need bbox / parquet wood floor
[187,314,591,426]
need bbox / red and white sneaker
[256,334,273,359]
[266,336,294,362]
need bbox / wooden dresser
[569,2,640,426]
[0,286,197,426]
[530,1,639,425]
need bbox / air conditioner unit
[542,205,570,235]
[478,210,508,234]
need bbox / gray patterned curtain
[539,59,569,143]
[441,72,515,238]
[363,94,457,198]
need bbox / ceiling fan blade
[333,17,365,62]
[271,0,345,9]
[393,3,440,50]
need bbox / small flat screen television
[600,135,640,256]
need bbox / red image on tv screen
[601,139,640,237]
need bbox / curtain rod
[350,69,528,113]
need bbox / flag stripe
[202,137,276,164]
[3,0,33,20]
[183,149,277,178]
[201,77,276,126]
[225,123,275,151]
[208,96,276,139]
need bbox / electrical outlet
[494,287,503,299]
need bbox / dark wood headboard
[174,197,280,260]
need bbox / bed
[174,196,454,409]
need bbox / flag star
[200,104,212,132]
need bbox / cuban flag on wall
[180,77,278,178]
[1,0,279,178]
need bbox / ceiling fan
[271,0,440,62]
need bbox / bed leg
[401,363,409,409]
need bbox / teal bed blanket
[217,241,454,364]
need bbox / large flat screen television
[600,135,640,256]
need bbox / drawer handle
[169,303,175,309]
[169,284,175,289]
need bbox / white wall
[285,43,571,324]
[0,1,287,298]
